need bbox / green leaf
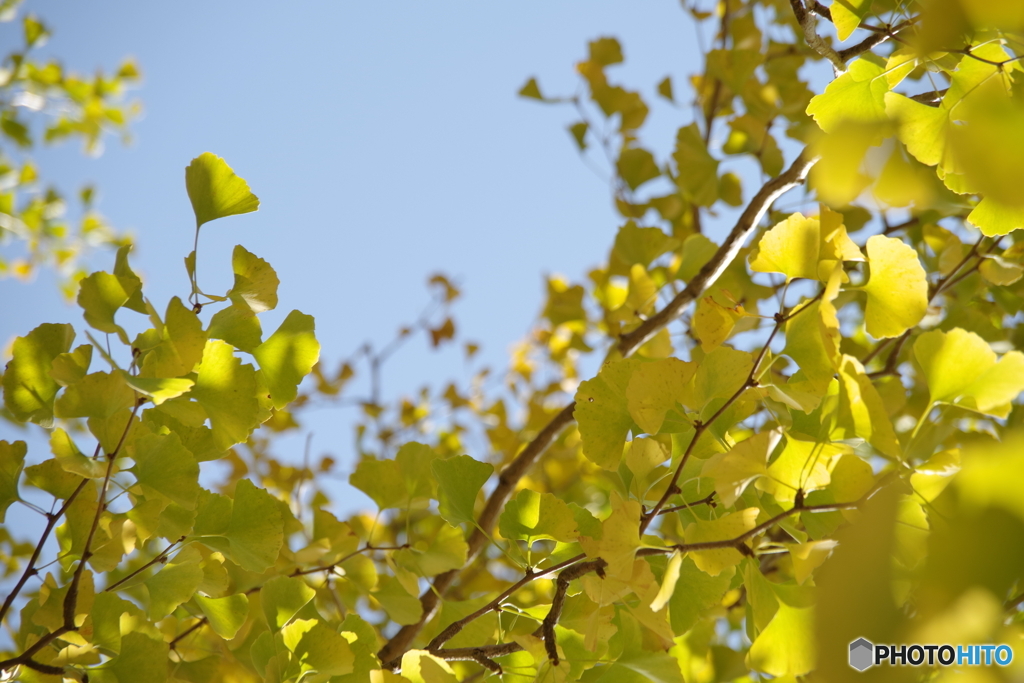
[0,441,25,522]
[683,508,759,576]
[432,454,493,527]
[617,147,660,191]
[693,346,753,412]
[140,297,206,378]
[225,479,284,572]
[185,152,260,228]
[77,271,136,342]
[228,245,279,313]
[50,344,93,386]
[261,575,315,631]
[575,358,641,470]
[107,632,169,683]
[626,358,696,435]
[194,593,249,639]
[669,556,734,634]
[375,576,423,626]
[700,430,778,507]
[50,429,105,479]
[650,549,683,612]
[580,492,642,581]
[24,458,81,499]
[913,327,1024,417]
[2,322,74,426]
[518,77,545,100]
[610,222,679,276]
[394,524,469,576]
[746,602,816,676]
[657,76,674,102]
[54,371,135,419]
[589,652,684,683]
[132,432,200,510]
[145,545,203,619]
[125,376,194,405]
[860,235,928,339]
[253,309,320,409]
[207,302,263,353]
[499,488,579,546]
[191,340,260,450]
[673,123,718,206]
[284,620,355,676]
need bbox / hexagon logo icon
[849,638,874,671]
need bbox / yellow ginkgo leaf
[860,235,928,339]
[693,296,746,352]
[684,508,759,576]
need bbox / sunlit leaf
[2,322,74,426]
[132,432,200,510]
[860,235,928,339]
[499,488,579,546]
[626,358,696,435]
[185,152,260,228]
[195,593,250,639]
[432,454,492,526]
[701,430,778,507]
[684,508,759,576]
[0,441,25,522]
[225,479,284,572]
[253,309,320,409]
[261,575,316,631]
[575,359,641,469]
[191,340,260,450]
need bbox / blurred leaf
[0,441,25,523]
[2,323,74,426]
[195,593,249,639]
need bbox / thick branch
[541,559,606,665]
[618,151,816,356]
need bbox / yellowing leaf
[395,524,468,576]
[228,244,279,312]
[579,492,642,580]
[860,235,928,339]
[786,540,838,584]
[109,632,169,683]
[692,297,745,352]
[650,549,683,612]
[185,152,260,227]
[499,488,579,546]
[673,122,719,206]
[2,322,74,427]
[806,58,889,133]
[885,92,950,168]
[684,508,759,576]
[191,340,260,450]
[401,650,458,683]
[260,575,316,631]
[225,479,284,572]
[132,432,200,510]
[77,271,135,342]
[54,371,135,419]
[701,431,778,507]
[831,0,872,40]
[287,620,355,676]
[140,297,207,378]
[835,355,901,458]
[913,327,1024,417]
[625,358,696,434]
[758,436,844,503]
[195,593,249,639]
[693,346,753,413]
[253,310,320,409]
[749,213,821,281]
[575,359,641,470]
[968,196,1024,237]
[145,545,203,619]
[0,441,26,523]
[746,603,816,676]
[125,376,194,405]
[432,453,492,526]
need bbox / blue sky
[2,1,716,513]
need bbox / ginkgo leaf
[286,620,355,676]
[806,58,888,134]
[692,296,745,352]
[914,327,1024,417]
[2,322,74,426]
[225,479,284,572]
[253,310,320,409]
[835,355,901,457]
[684,508,759,576]
[261,575,316,631]
[757,436,844,503]
[0,441,25,523]
[650,549,682,612]
[145,545,203,619]
[499,488,579,546]
[132,432,200,510]
[786,540,838,585]
[625,358,696,434]
[185,152,260,228]
[885,92,949,167]
[432,454,493,527]
[108,632,169,683]
[625,436,670,493]
[191,340,260,450]
[77,271,135,342]
[228,245,279,312]
[746,602,816,676]
[674,123,719,206]
[401,650,459,683]
[50,343,92,387]
[749,213,821,281]
[575,359,641,469]
[51,429,105,479]
[394,524,469,576]
[54,371,135,419]
[701,431,779,507]
[693,346,753,412]
[140,297,206,378]
[207,301,263,353]
[195,593,250,639]
[968,196,1024,237]
[579,492,642,580]
[860,235,928,339]
[125,376,194,405]
[668,556,733,635]
[831,0,872,40]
